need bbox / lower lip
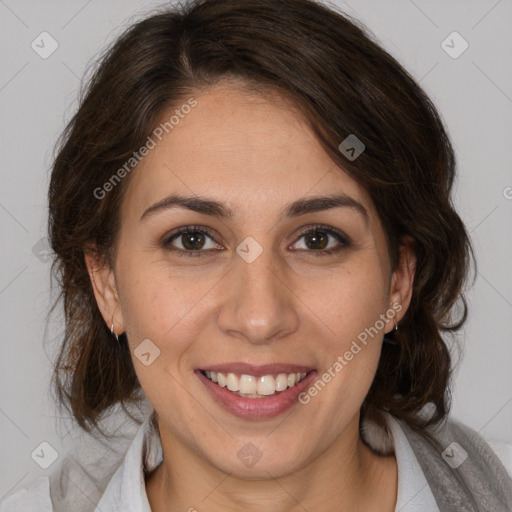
[196,370,318,419]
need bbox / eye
[162,224,351,258]
[290,224,351,256]
[162,225,223,257]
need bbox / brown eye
[163,226,222,257]
[180,231,206,250]
[291,225,351,256]
[303,230,329,250]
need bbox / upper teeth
[204,371,308,397]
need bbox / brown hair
[48,0,475,434]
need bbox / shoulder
[362,408,512,475]
[0,410,149,512]
[361,409,512,510]
[486,439,512,477]
[0,444,130,512]
[0,476,53,512]
[0,453,111,512]
[399,414,512,511]
[426,415,512,476]
[441,417,512,476]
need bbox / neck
[146,416,398,512]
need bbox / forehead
[122,82,376,222]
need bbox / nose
[217,244,299,345]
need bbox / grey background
[1,0,511,499]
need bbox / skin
[86,81,416,512]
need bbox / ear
[385,235,416,333]
[84,249,125,336]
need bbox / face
[87,81,415,479]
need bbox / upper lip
[198,362,315,377]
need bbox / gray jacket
[360,410,512,512]
[401,418,512,511]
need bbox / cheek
[117,253,220,355]
[302,259,389,403]
[310,261,389,338]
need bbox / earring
[394,319,399,332]
[110,323,119,342]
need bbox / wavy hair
[48,0,475,434]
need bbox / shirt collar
[94,413,162,511]
[386,414,439,511]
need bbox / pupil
[306,231,327,250]
[183,232,205,250]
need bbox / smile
[196,363,317,419]
[202,370,309,398]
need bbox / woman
[1,0,511,510]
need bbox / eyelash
[162,224,351,258]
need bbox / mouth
[201,369,309,398]
[196,363,317,419]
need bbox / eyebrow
[140,193,368,223]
